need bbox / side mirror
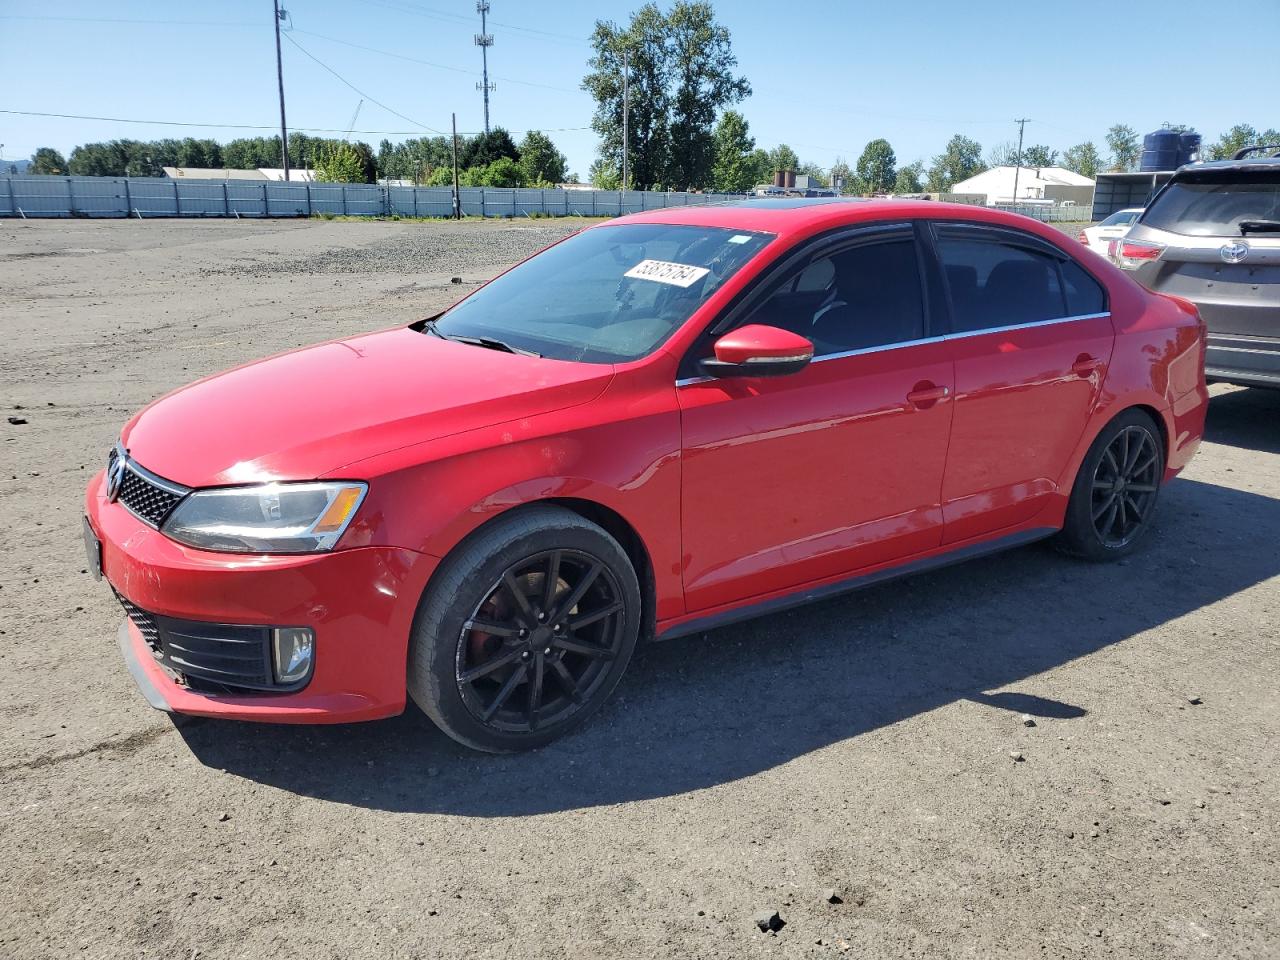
[699,324,814,379]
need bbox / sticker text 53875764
[623,259,711,288]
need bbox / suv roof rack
[1231,144,1280,160]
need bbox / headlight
[162,482,367,553]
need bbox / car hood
[122,326,614,487]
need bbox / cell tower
[475,1,495,135]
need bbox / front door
[678,225,955,613]
[929,222,1115,543]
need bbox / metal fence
[0,175,743,219]
[989,202,1094,222]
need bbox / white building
[951,165,1094,205]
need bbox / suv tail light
[1077,230,1089,244]
[1111,239,1165,270]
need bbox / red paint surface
[89,200,1208,721]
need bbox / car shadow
[177,477,1278,816]
[1206,386,1280,455]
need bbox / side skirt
[655,527,1058,642]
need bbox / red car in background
[84,199,1208,752]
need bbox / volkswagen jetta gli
[85,199,1208,752]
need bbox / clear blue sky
[2,0,1277,175]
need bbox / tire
[407,505,641,753]
[1055,408,1165,562]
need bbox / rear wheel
[1056,409,1165,561]
[408,506,641,753]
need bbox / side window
[935,232,1068,332]
[1061,258,1107,316]
[738,236,924,357]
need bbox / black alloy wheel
[456,549,626,734]
[1090,425,1161,549]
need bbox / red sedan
[84,199,1208,752]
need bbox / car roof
[1172,156,1280,176]
[598,198,1071,241]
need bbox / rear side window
[1060,259,1106,316]
[934,232,1067,332]
[1143,172,1280,236]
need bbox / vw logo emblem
[1220,240,1249,264]
[106,452,128,503]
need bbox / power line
[281,33,447,134]
[0,14,258,27]
[347,0,586,44]
[291,29,579,93]
[0,108,588,138]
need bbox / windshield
[431,223,773,362]
[1100,210,1139,227]
[1143,172,1280,236]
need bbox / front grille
[116,593,278,694]
[107,445,188,528]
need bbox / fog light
[272,627,314,685]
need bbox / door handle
[906,383,950,408]
[1072,354,1104,378]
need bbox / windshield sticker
[624,259,711,288]
[728,234,753,244]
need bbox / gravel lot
[1,218,1277,960]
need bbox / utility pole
[475,2,494,136]
[621,47,630,191]
[273,0,290,181]
[1011,117,1029,206]
[451,112,461,220]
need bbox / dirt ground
[1,218,1277,960]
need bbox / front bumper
[86,470,438,723]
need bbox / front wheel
[1056,408,1165,561]
[408,506,641,753]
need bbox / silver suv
[1110,146,1280,388]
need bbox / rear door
[929,222,1114,543]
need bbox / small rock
[1195,800,1206,809]
[1066,830,1075,839]
[823,888,843,905]
[1021,714,1036,727]
[1009,751,1025,762]
[7,417,27,425]
[217,812,230,822]
[754,909,785,933]
[1187,695,1203,705]
[1090,829,1100,838]
[1157,798,1171,806]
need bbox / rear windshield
[1099,210,1139,227]
[433,223,773,363]
[1143,171,1280,236]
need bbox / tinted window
[740,236,924,356]
[935,233,1067,332]
[433,224,772,363]
[1061,258,1107,316]
[1143,172,1280,236]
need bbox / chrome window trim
[674,311,1112,387]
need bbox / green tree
[747,147,771,186]
[1021,144,1057,167]
[663,2,750,189]
[767,144,799,175]
[313,142,368,183]
[710,110,756,192]
[583,2,748,190]
[518,130,567,185]
[856,138,897,193]
[223,137,283,170]
[462,156,527,188]
[926,135,984,191]
[796,161,827,187]
[1206,124,1280,160]
[1061,141,1102,178]
[589,158,622,189]
[1106,124,1140,172]
[30,147,68,176]
[893,160,925,194]
[459,127,519,169]
[986,141,1019,166]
